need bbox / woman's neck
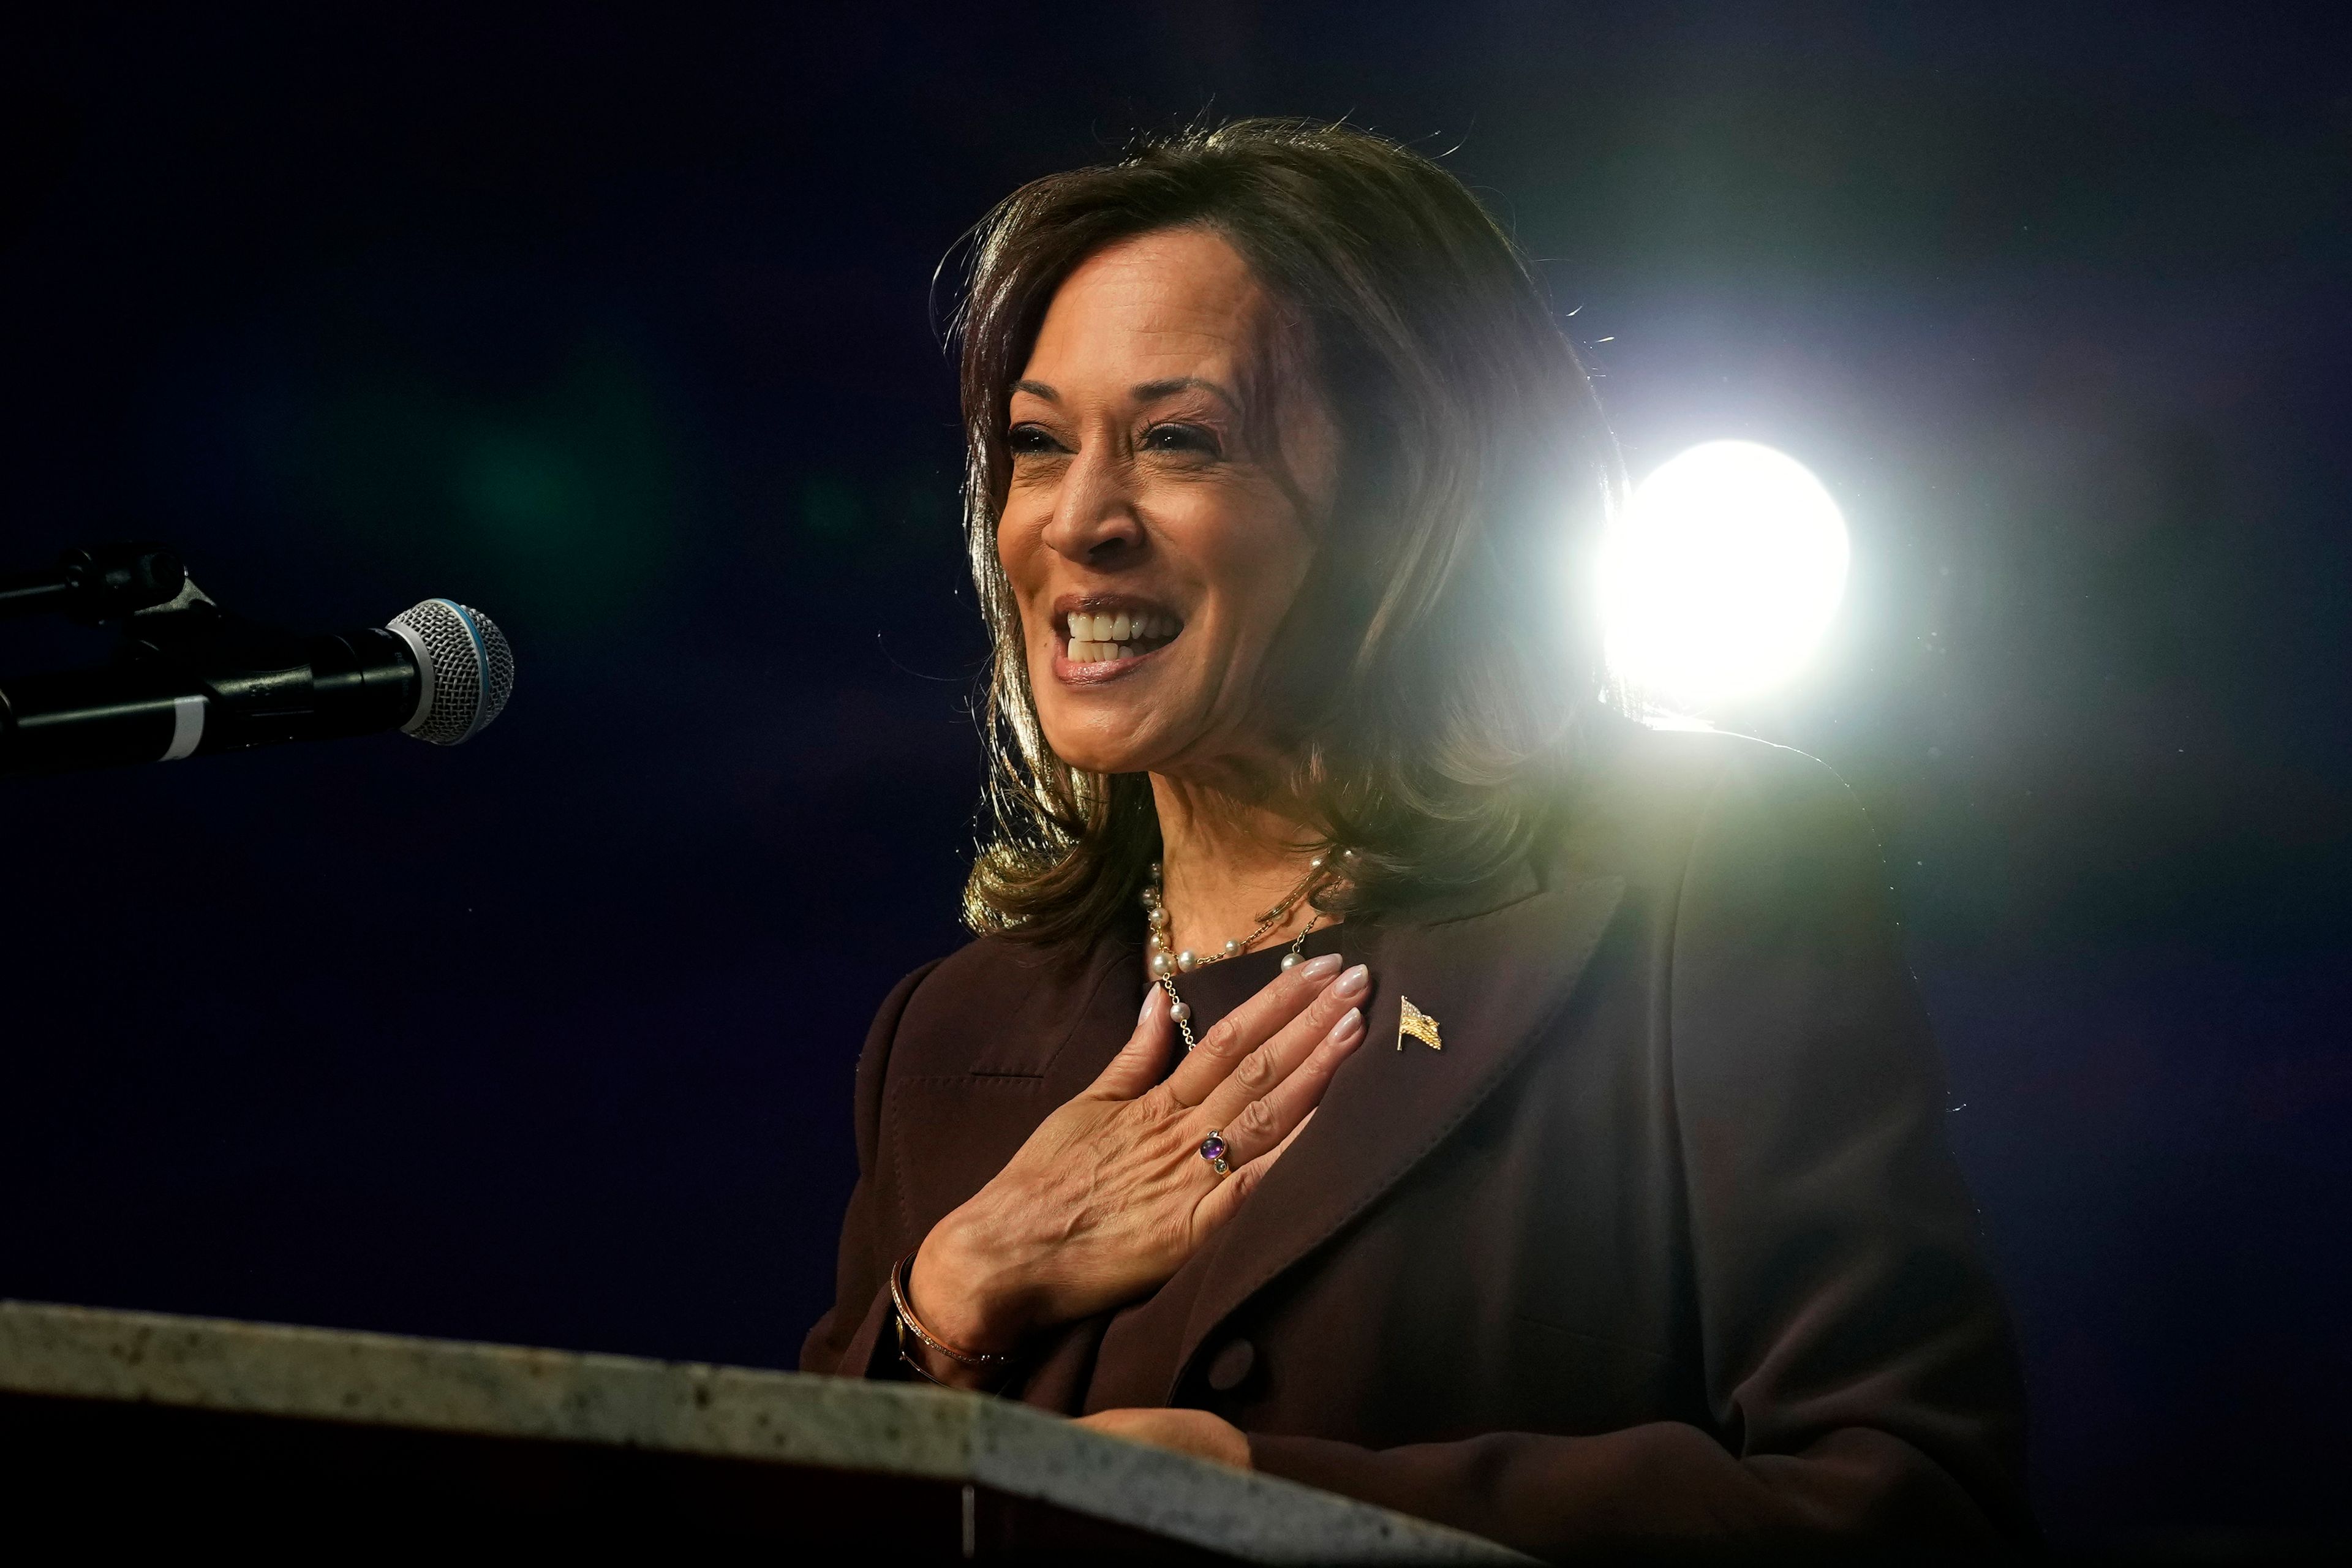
[1148,772,1334,959]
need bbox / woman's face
[997,227,1336,782]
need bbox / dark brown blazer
[802,724,2033,1558]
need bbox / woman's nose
[1038,445,1144,565]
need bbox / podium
[0,1300,1523,1559]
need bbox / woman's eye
[1007,423,1061,456]
[1143,422,1221,457]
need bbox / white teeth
[1061,638,1153,663]
[1064,612,1180,662]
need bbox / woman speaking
[801,120,2031,1557]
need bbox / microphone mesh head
[389,599,515,745]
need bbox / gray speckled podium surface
[0,1300,1525,1560]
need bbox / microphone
[0,556,514,777]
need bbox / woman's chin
[1034,705,1180,778]
[1042,734,1162,777]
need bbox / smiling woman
[1001,230,1326,753]
[801,121,2032,1560]
[954,125,1616,954]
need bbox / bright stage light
[1598,440,1849,711]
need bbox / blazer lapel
[1163,869,1627,1396]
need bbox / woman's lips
[1051,641,1169,684]
[1051,605,1181,685]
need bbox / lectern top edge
[0,1300,1526,1563]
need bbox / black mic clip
[0,541,198,625]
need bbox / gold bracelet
[889,1251,1013,1369]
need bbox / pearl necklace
[1143,853,1346,1054]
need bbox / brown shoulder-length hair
[954,119,1620,947]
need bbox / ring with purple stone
[1198,1130,1232,1178]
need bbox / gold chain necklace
[1143,853,1348,1054]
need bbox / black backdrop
[4,4,2347,1548]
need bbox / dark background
[3,2,2346,1548]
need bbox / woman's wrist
[908,1210,1035,1357]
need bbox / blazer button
[1205,1338,1256,1393]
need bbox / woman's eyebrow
[1133,376,1240,412]
[1009,376,1239,410]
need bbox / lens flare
[1599,441,1849,710]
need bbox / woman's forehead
[1020,229,1271,393]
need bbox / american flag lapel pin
[1397,996,1442,1051]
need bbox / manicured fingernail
[1139,989,1157,1022]
[1333,963,1370,1000]
[1330,1006,1363,1041]
[1299,953,1343,981]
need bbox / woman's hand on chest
[902,954,1370,1383]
